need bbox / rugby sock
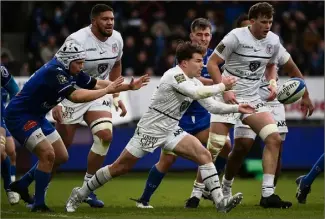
[190,180,205,199]
[1,156,11,190]
[79,166,111,198]
[34,169,51,206]
[140,165,165,202]
[82,172,93,188]
[200,162,223,204]
[18,162,38,188]
[222,175,234,196]
[215,157,227,175]
[10,165,16,182]
[262,174,275,197]
[302,154,324,186]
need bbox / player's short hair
[191,18,212,32]
[90,4,113,19]
[176,41,205,63]
[248,2,274,20]
[236,14,249,28]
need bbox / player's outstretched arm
[94,74,150,92]
[67,77,124,103]
[173,76,236,100]
[198,97,255,114]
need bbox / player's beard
[99,27,113,37]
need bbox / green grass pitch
[1,172,324,218]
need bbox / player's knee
[197,148,212,164]
[40,148,55,164]
[233,139,253,155]
[264,132,282,149]
[207,133,227,161]
[55,151,69,165]
[90,118,113,156]
[95,129,113,143]
[259,124,279,142]
[219,140,232,158]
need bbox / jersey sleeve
[277,44,290,66]
[75,71,97,89]
[116,33,124,61]
[51,69,75,97]
[1,66,12,87]
[268,39,281,64]
[214,31,239,60]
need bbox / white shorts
[60,94,113,124]
[210,97,269,125]
[234,101,288,140]
[125,126,188,158]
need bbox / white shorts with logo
[125,126,188,158]
[210,97,269,125]
[234,101,288,140]
[60,94,113,124]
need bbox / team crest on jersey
[98,63,109,74]
[112,43,118,54]
[57,74,68,84]
[249,61,261,72]
[174,74,186,84]
[266,44,273,54]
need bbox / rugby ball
[277,78,306,104]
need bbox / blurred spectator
[2,1,324,76]
[1,39,15,63]
[40,35,58,63]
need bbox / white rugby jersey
[59,26,123,107]
[137,65,239,135]
[259,44,290,103]
[214,27,285,101]
[62,26,123,80]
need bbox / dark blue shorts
[5,114,55,147]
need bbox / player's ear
[189,33,194,41]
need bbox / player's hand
[267,85,277,101]
[106,76,124,93]
[300,94,314,118]
[238,103,256,114]
[223,91,238,104]
[129,74,150,90]
[52,105,63,123]
[114,98,127,117]
[221,76,237,90]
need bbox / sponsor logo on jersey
[86,48,97,52]
[174,73,186,84]
[98,63,108,74]
[266,44,273,54]
[112,43,118,54]
[23,120,37,131]
[216,42,225,54]
[242,45,253,49]
[249,61,261,72]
